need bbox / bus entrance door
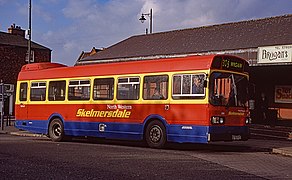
[16,82,28,121]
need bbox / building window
[143,75,168,100]
[117,77,140,100]
[172,73,205,99]
[68,80,90,100]
[93,78,114,100]
[19,82,28,101]
[30,82,46,101]
[48,80,66,101]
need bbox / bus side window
[19,82,28,101]
[93,78,114,100]
[172,73,206,100]
[30,82,46,101]
[173,76,181,95]
[48,80,66,101]
[68,80,91,101]
[117,77,140,100]
[143,75,168,100]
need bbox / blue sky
[0,0,291,66]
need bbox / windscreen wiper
[226,74,238,108]
[231,74,238,106]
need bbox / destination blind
[211,56,247,73]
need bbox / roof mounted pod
[21,62,67,72]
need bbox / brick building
[0,24,51,116]
[76,14,292,124]
[0,24,51,85]
[76,47,102,63]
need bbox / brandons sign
[258,44,292,64]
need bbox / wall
[0,45,51,84]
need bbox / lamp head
[139,15,146,23]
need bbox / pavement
[1,125,292,157]
[0,125,46,137]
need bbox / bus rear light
[211,116,225,124]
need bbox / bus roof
[18,55,247,80]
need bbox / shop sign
[275,86,292,103]
[258,44,292,64]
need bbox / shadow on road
[55,136,271,153]
[165,142,270,153]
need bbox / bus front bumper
[208,126,250,141]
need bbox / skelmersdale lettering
[76,109,131,118]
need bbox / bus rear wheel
[145,120,166,148]
[49,118,65,142]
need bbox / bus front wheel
[145,120,166,148]
[49,118,65,142]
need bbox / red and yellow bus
[15,55,251,148]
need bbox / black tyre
[145,120,166,148]
[48,118,65,142]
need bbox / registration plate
[232,135,242,140]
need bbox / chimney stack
[8,24,25,37]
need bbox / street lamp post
[0,80,4,130]
[139,8,153,34]
[27,0,32,64]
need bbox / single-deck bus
[15,55,251,148]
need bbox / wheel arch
[142,114,168,139]
[47,113,65,135]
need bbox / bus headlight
[245,117,252,124]
[211,116,225,124]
